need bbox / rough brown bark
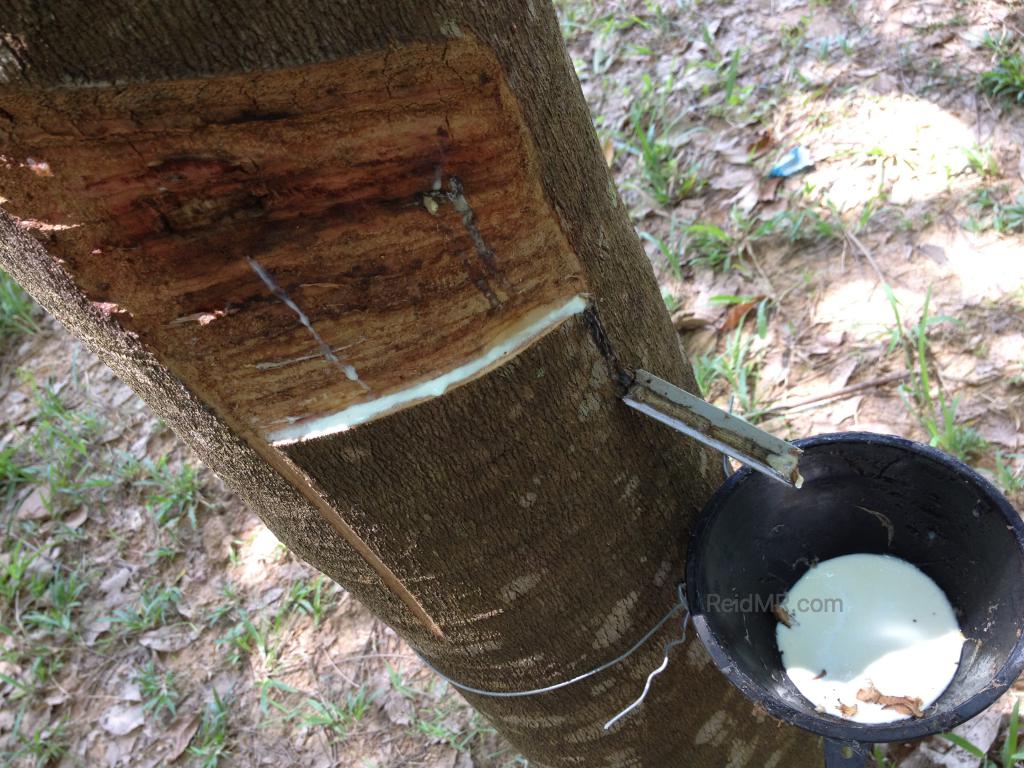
[0,2,819,765]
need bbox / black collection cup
[685,432,1024,767]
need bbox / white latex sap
[269,294,588,444]
[776,553,964,724]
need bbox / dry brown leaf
[165,714,201,763]
[856,683,925,718]
[830,395,863,426]
[758,177,782,202]
[731,181,761,213]
[721,296,766,333]
[382,689,416,726]
[918,243,947,265]
[100,567,132,596]
[602,136,615,167]
[138,625,199,653]
[17,487,48,521]
[828,357,859,391]
[713,133,753,164]
[82,616,112,647]
[747,130,774,158]
[838,702,858,718]
[104,732,139,767]
[671,310,714,332]
[201,515,230,562]
[99,703,145,736]
[712,165,759,191]
[773,602,794,628]
[980,419,1022,450]
[44,690,70,707]
[922,29,956,47]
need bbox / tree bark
[0,2,818,765]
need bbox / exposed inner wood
[0,38,586,442]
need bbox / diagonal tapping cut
[270,293,590,444]
[242,435,445,640]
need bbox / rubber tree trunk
[0,2,818,765]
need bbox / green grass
[261,668,500,760]
[1,445,37,525]
[21,375,109,516]
[963,144,1001,177]
[684,221,739,272]
[208,573,338,673]
[941,699,1024,767]
[711,322,763,418]
[554,0,643,44]
[872,744,897,767]
[259,680,375,742]
[771,205,845,243]
[965,188,1024,234]
[872,699,1024,766]
[138,456,208,530]
[994,452,1024,496]
[216,609,275,668]
[300,687,374,740]
[780,15,811,52]
[0,539,47,609]
[110,584,182,634]
[138,661,180,722]
[622,73,707,206]
[21,568,86,639]
[640,220,687,280]
[662,288,679,312]
[386,662,418,699]
[415,703,495,754]
[7,374,211,558]
[3,714,69,768]
[680,202,844,275]
[690,354,717,398]
[189,691,231,768]
[205,581,243,625]
[706,47,756,119]
[210,583,289,671]
[692,300,770,418]
[887,287,988,462]
[1,639,66,695]
[920,391,988,461]
[284,576,338,629]
[981,52,1024,104]
[0,539,73,698]
[0,269,38,348]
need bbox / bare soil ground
[1,1,1022,766]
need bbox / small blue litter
[768,146,814,178]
